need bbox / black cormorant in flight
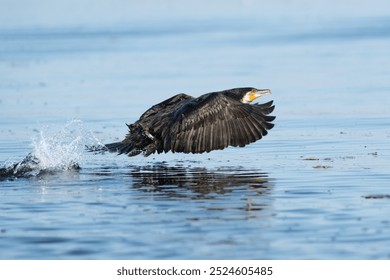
[101,87,275,157]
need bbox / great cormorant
[101,87,275,157]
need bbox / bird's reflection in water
[128,163,273,201]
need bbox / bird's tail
[104,142,125,153]
[86,141,142,157]
[85,141,125,153]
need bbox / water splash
[31,121,85,171]
[1,120,102,179]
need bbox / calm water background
[1,0,390,259]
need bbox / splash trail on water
[0,120,102,179]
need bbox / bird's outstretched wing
[161,93,275,154]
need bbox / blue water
[1,1,390,259]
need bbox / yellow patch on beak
[249,90,258,102]
[242,90,260,103]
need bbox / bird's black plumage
[103,87,275,157]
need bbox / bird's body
[103,87,275,157]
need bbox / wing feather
[251,116,268,136]
[218,119,226,149]
[228,118,239,147]
[246,116,262,139]
[224,119,231,148]
[241,117,254,144]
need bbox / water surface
[1,1,390,259]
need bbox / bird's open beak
[250,89,271,101]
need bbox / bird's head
[240,88,272,104]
